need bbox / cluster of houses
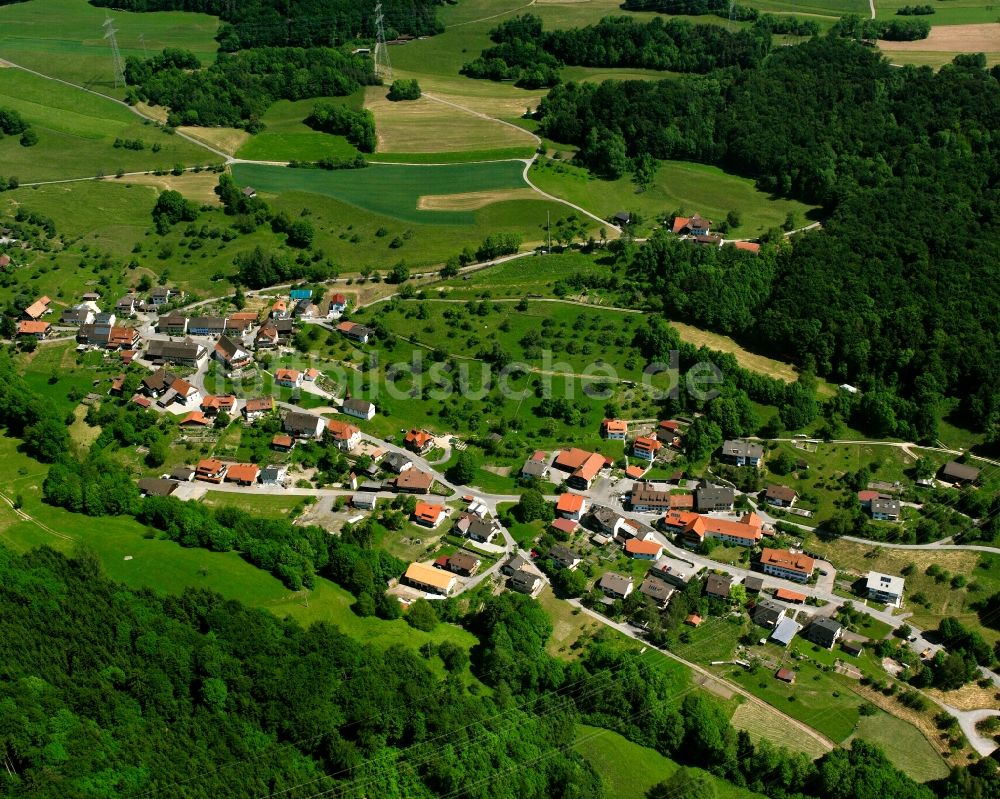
[669,213,761,254]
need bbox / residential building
[765,484,798,508]
[720,439,764,468]
[146,338,207,367]
[274,368,302,388]
[521,450,549,480]
[195,459,227,483]
[501,554,530,577]
[639,575,674,609]
[775,588,806,604]
[510,570,542,594]
[341,397,376,421]
[284,411,326,439]
[695,482,735,511]
[443,552,480,577]
[157,313,188,335]
[260,465,287,486]
[669,494,694,510]
[625,465,646,480]
[672,512,763,549]
[771,618,802,647]
[705,574,733,599]
[187,316,227,337]
[150,287,182,306]
[106,326,141,351]
[271,434,295,452]
[632,435,662,462]
[394,468,434,494]
[352,491,378,510]
[141,368,170,397]
[552,447,606,490]
[551,518,578,536]
[179,411,210,427]
[744,575,765,593]
[549,545,582,571]
[16,320,50,338]
[155,374,200,408]
[870,498,901,521]
[293,299,319,320]
[214,336,252,370]
[807,618,843,649]
[404,429,434,455]
[413,501,446,528]
[329,293,347,316]
[625,537,663,560]
[940,460,980,485]
[225,464,260,486]
[404,562,456,595]
[200,395,235,416]
[599,571,634,600]
[137,478,178,498]
[60,305,95,326]
[866,571,905,607]
[753,599,786,628]
[326,419,360,451]
[227,311,259,332]
[23,296,51,320]
[255,323,279,349]
[671,214,712,236]
[630,484,672,513]
[336,321,372,343]
[650,555,699,588]
[94,312,116,327]
[115,295,137,317]
[601,418,627,440]
[383,452,413,474]
[243,397,274,422]
[586,505,628,538]
[656,419,682,444]
[270,299,288,319]
[758,548,815,583]
[556,492,586,521]
[457,515,499,544]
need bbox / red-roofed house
[413,501,446,528]
[179,411,210,427]
[758,548,815,583]
[201,395,235,416]
[556,492,586,521]
[625,465,646,479]
[601,418,627,440]
[632,435,662,462]
[775,588,806,604]
[551,518,578,536]
[625,537,663,560]
[404,429,434,455]
[671,214,711,236]
[23,296,51,320]
[16,320,50,338]
[326,419,360,451]
[195,459,227,483]
[272,434,295,452]
[225,463,260,486]
[274,368,301,388]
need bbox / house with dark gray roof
[806,617,843,649]
[138,478,178,497]
[599,571,634,600]
[940,461,980,484]
[146,338,207,367]
[696,482,734,512]
[753,599,786,628]
[639,575,674,609]
[342,397,376,421]
[548,545,582,571]
[720,439,764,467]
[383,452,413,474]
[705,574,733,600]
[283,411,326,439]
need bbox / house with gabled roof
[16,320,50,338]
[765,484,797,508]
[243,396,274,422]
[413,501,446,528]
[336,321,372,343]
[671,214,712,236]
[404,429,434,455]
[157,313,188,335]
[625,537,663,560]
[404,562,456,595]
[255,323,280,349]
[195,458,227,483]
[757,548,815,583]
[342,397,376,421]
[639,575,674,609]
[548,545,582,571]
[940,460,980,485]
[214,336,252,370]
[146,338,207,367]
[200,395,235,416]
[60,305,95,327]
[225,463,260,486]
[179,411,210,427]
[188,316,227,337]
[556,492,586,521]
[274,368,302,388]
[552,447,606,490]
[601,418,627,440]
[599,571,634,600]
[326,419,360,451]
[22,296,50,321]
[284,411,326,439]
[720,439,764,468]
[632,435,662,462]
[394,468,433,494]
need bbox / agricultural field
[0,68,214,181]
[529,156,820,238]
[876,0,1000,26]
[729,701,831,759]
[0,0,220,97]
[846,712,950,782]
[880,24,1000,67]
[235,92,364,162]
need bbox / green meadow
[0,68,214,181]
[0,0,219,97]
[876,0,999,25]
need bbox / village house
[720,439,764,468]
[655,419,682,445]
[625,537,663,561]
[806,617,843,649]
[157,313,188,336]
[599,571,634,600]
[744,575,765,593]
[695,482,735,512]
[404,429,434,455]
[292,298,319,320]
[394,468,434,494]
[639,575,675,609]
[509,570,543,595]
[150,287,182,306]
[521,450,549,480]
[195,458,227,483]
[629,484,672,514]
[671,214,712,236]
[200,395,235,416]
[548,545,582,571]
[586,505,629,539]
[866,571,905,607]
[157,375,201,408]
[304,368,320,382]
[771,618,802,647]
[775,588,806,604]
[753,598,786,628]
[341,397,376,421]
[337,321,372,344]
[137,478,178,498]
[552,447,607,490]
[254,323,280,349]
[225,464,260,486]
[757,548,815,583]
[939,460,980,485]
[457,514,499,544]
[556,492,586,521]
[404,562,456,596]
[16,320,50,339]
[114,295,137,317]
[213,336,252,371]
[283,411,326,439]
[383,452,413,474]
[869,498,901,521]
[22,296,51,321]
[328,293,347,316]
[60,305,95,326]
[352,491,377,510]
[274,368,302,388]
[179,411,211,427]
[243,397,274,423]
[601,418,627,440]
[551,517,578,536]
[413,501,446,528]
[146,338,207,367]
[668,511,764,549]
[270,300,288,319]
[765,484,798,508]
[632,435,662,462]
[440,552,480,577]
[326,419,360,451]
[106,326,141,351]
[271,434,295,452]
[187,316,227,337]
[260,465,287,486]
[705,574,733,600]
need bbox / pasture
[847,712,950,782]
[235,92,364,162]
[876,0,1000,26]
[529,157,819,237]
[729,701,831,759]
[0,0,219,97]
[0,68,214,181]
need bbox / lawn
[235,92,364,162]
[0,68,215,181]
[876,0,1000,26]
[729,701,831,759]
[0,0,220,98]
[847,712,949,782]
[200,492,305,519]
[575,724,766,799]
[529,157,819,238]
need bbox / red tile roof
[759,548,815,576]
[556,493,584,513]
[272,434,294,449]
[404,429,433,449]
[327,419,359,442]
[414,501,444,525]
[672,216,690,235]
[625,538,663,557]
[179,411,210,426]
[602,418,627,434]
[625,465,646,479]
[274,368,300,382]
[551,518,578,534]
[17,320,49,335]
[775,588,806,603]
[226,463,260,483]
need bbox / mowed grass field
[847,713,949,782]
[0,0,219,97]
[530,157,819,237]
[235,92,365,162]
[0,68,215,181]
[877,0,1000,25]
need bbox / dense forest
[462,14,771,87]
[537,37,1000,439]
[124,46,376,130]
[89,0,446,49]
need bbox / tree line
[306,102,377,152]
[89,0,446,49]
[536,36,1000,439]
[0,106,38,147]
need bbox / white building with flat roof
[866,571,905,607]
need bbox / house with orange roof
[556,492,586,521]
[195,458,227,483]
[671,214,712,236]
[200,395,235,416]
[326,419,360,451]
[271,433,295,452]
[274,368,301,388]
[775,588,806,604]
[413,501,446,528]
[625,537,663,560]
[106,326,141,350]
[16,320,50,338]
[225,463,260,486]
[304,367,320,382]
[632,435,662,462]
[179,411,210,427]
[243,396,274,422]
[22,296,51,320]
[552,447,608,490]
[601,418,627,440]
[404,561,457,595]
[757,548,815,583]
[404,429,434,455]
[329,293,347,316]
[625,465,646,480]
[271,299,288,319]
[336,321,372,344]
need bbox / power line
[374,3,393,82]
[103,15,126,88]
